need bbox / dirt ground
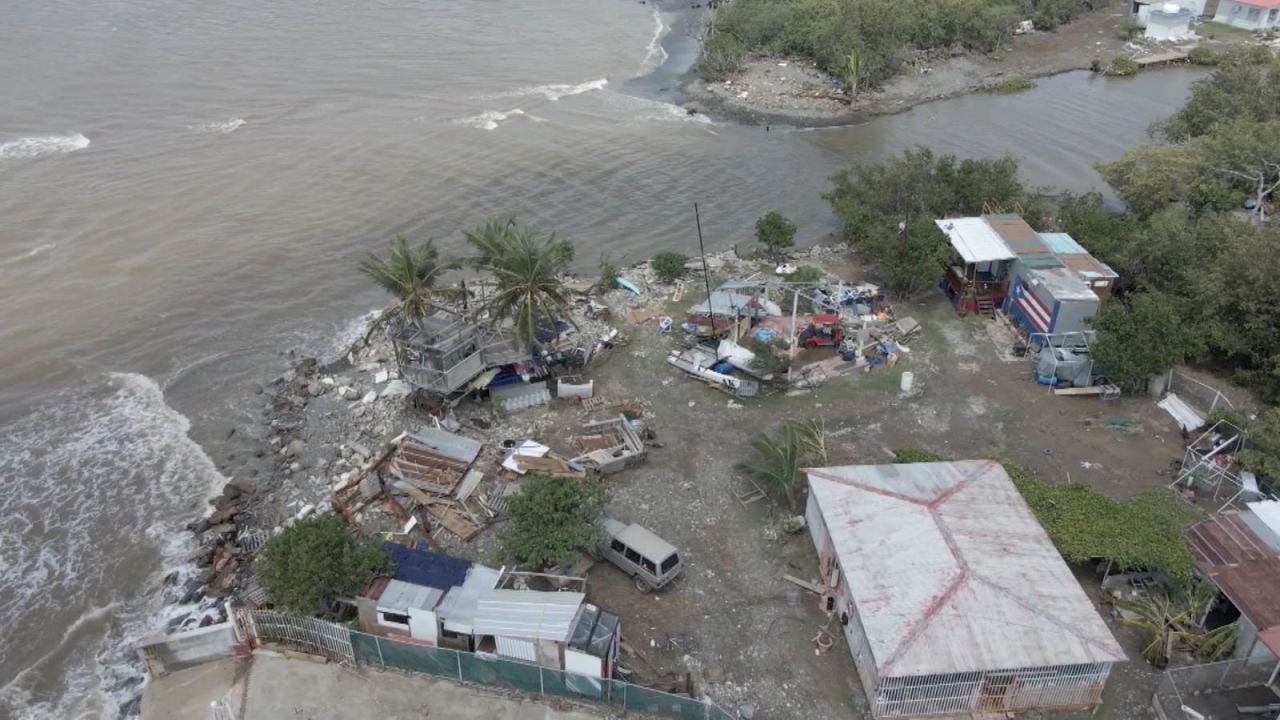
[683,4,1259,126]
[430,258,1205,718]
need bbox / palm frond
[465,218,574,344]
[359,235,460,321]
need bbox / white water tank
[900,371,915,394]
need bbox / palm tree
[358,236,460,324]
[736,419,826,509]
[1114,582,1238,667]
[465,218,575,345]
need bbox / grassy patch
[1198,20,1253,37]
[984,75,1037,94]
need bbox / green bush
[1187,46,1220,66]
[696,33,747,81]
[258,514,390,614]
[1006,463,1199,584]
[1105,55,1139,77]
[756,211,797,257]
[1120,17,1143,40]
[651,252,688,283]
[986,75,1036,93]
[788,265,823,285]
[498,476,604,568]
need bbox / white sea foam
[0,133,90,160]
[0,372,224,720]
[190,118,246,134]
[453,108,528,131]
[640,7,670,73]
[3,243,56,265]
[479,78,608,102]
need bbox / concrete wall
[1214,0,1280,28]
[138,622,239,677]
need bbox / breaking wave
[190,118,246,134]
[0,373,224,720]
[453,108,529,131]
[0,133,90,160]
[479,77,608,102]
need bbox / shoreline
[674,5,1233,128]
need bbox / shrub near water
[699,0,1097,88]
[258,514,391,614]
[652,252,688,283]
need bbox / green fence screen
[345,628,733,720]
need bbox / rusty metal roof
[985,214,1052,257]
[806,460,1126,677]
[1186,512,1280,654]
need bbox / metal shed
[474,589,585,668]
[804,460,1125,717]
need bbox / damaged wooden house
[333,428,501,546]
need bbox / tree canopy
[258,514,390,615]
[755,211,797,257]
[699,0,1097,88]
[498,476,605,568]
[1091,291,1201,389]
[826,147,1040,295]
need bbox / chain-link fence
[1152,656,1277,720]
[245,610,735,720]
[1167,370,1234,418]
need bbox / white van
[602,517,682,592]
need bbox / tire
[634,576,652,593]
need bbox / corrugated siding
[495,636,538,662]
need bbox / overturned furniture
[571,415,647,476]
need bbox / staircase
[975,295,996,318]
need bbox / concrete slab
[143,653,606,720]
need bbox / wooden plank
[782,574,825,595]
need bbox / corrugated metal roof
[1027,266,1097,302]
[986,215,1052,256]
[405,428,482,465]
[806,460,1126,678]
[1187,512,1280,655]
[386,543,472,590]
[1038,232,1089,255]
[435,564,502,635]
[473,590,585,642]
[1057,252,1119,281]
[688,291,767,318]
[377,579,444,612]
[934,218,1016,264]
[1019,252,1065,269]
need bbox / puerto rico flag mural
[1006,276,1053,334]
